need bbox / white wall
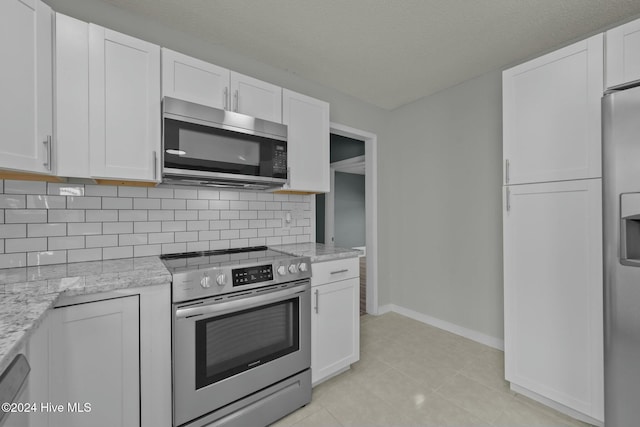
[382,71,504,340]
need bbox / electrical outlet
[283,212,292,229]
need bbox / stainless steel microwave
[162,97,287,190]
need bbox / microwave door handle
[175,285,308,319]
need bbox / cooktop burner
[161,246,311,303]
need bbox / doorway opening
[315,123,378,315]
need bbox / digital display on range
[232,264,274,286]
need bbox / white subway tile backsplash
[161,199,186,210]
[220,210,239,220]
[134,222,161,233]
[134,198,161,210]
[198,210,219,220]
[148,210,174,221]
[175,210,198,221]
[119,210,147,222]
[103,197,133,209]
[240,211,258,220]
[0,184,313,266]
[187,241,209,252]
[0,195,26,209]
[173,188,197,199]
[28,223,66,237]
[187,220,209,231]
[48,236,85,250]
[187,199,209,210]
[148,232,174,244]
[4,180,47,194]
[134,244,161,257]
[48,183,84,196]
[147,187,174,198]
[0,253,26,268]
[5,237,47,253]
[103,222,133,235]
[85,210,118,222]
[68,223,102,236]
[119,234,147,246]
[48,210,85,223]
[6,210,47,224]
[68,248,102,263]
[67,196,101,209]
[27,250,67,266]
[103,246,132,260]
[0,224,27,238]
[86,235,118,248]
[175,231,198,242]
[162,243,186,254]
[118,186,147,198]
[27,195,66,209]
[85,185,117,197]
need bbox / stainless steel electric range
[161,246,312,427]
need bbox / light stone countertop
[0,256,171,375]
[272,242,362,263]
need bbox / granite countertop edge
[272,242,363,263]
[0,256,171,375]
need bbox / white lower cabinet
[311,258,359,385]
[503,179,604,422]
[49,296,140,427]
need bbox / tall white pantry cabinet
[502,34,604,423]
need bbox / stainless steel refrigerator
[603,84,640,426]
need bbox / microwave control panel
[273,144,287,176]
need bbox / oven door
[173,281,310,427]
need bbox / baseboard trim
[376,304,504,350]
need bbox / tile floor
[271,312,591,427]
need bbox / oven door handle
[175,285,308,319]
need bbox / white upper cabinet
[55,13,90,178]
[503,178,604,421]
[161,49,282,122]
[606,18,640,89]
[281,89,330,193]
[162,48,230,110]
[0,0,53,175]
[89,25,161,182]
[230,72,282,122]
[503,34,603,185]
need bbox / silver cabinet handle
[234,90,239,112]
[153,151,158,180]
[506,187,511,212]
[330,269,349,275]
[314,289,319,314]
[505,159,510,184]
[43,135,52,170]
[224,87,229,110]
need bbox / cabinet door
[0,0,53,174]
[606,18,640,89]
[503,34,602,185]
[503,179,603,421]
[49,296,140,427]
[55,13,90,178]
[161,48,230,109]
[89,25,160,181]
[230,72,282,122]
[282,89,330,193]
[311,277,359,385]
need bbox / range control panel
[233,264,274,286]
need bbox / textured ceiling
[100,0,640,110]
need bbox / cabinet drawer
[311,257,359,286]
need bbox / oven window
[194,298,299,389]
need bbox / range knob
[298,262,308,272]
[216,274,226,286]
[200,274,211,288]
[277,265,287,276]
[288,264,298,274]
